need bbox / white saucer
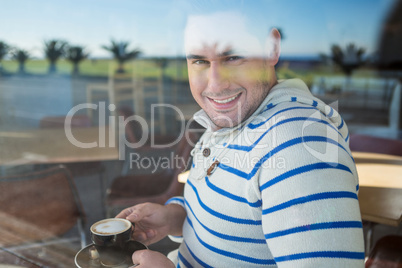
[75,241,146,268]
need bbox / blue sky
[0,0,395,58]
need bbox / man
[117,11,365,267]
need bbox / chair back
[0,165,86,248]
[349,134,402,156]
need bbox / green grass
[1,58,189,80]
[276,65,380,88]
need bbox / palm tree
[44,39,68,74]
[12,49,30,74]
[102,40,141,73]
[66,45,89,75]
[0,41,10,73]
[330,43,366,77]
[320,43,366,92]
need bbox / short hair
[184,11,278,59]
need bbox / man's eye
[193,60,208,65]
[226,56,244,63]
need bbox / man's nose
[207,63,230,92]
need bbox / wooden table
[353,151,402,165]
[352,151,402,255]
[0,212,79,268]
[0,247,41,268]
[352,151,402,227]
[0,126,119,167]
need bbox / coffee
[88,218,146,266]
[91,218,131,235]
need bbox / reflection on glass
[0,1,400,267]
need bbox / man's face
[186,45,273,129]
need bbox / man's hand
[132,249,175,268]
[116,202,186,246]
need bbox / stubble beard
[208,80,271,129]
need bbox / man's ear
[265,28,281,65]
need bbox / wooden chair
[105,131,199,217]
[365,235,402,268]
[0,165,87,249]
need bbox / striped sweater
[167,79,365,267]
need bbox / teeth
[213,95,237,104]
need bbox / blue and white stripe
[170,79,364,267]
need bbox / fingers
[115,203,151,221]
[115,209,129,219]
[115,203,168,246]
[132,249,153,267]
[131,249,145,267]
[132,249,175,268]
[115,206,136,219]
[115,203,159,244]
[132,229,158,246]
[125,203,159,222]
[132,232,147,243]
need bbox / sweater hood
[263,79,348,139]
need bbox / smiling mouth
[209,92,241,104]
